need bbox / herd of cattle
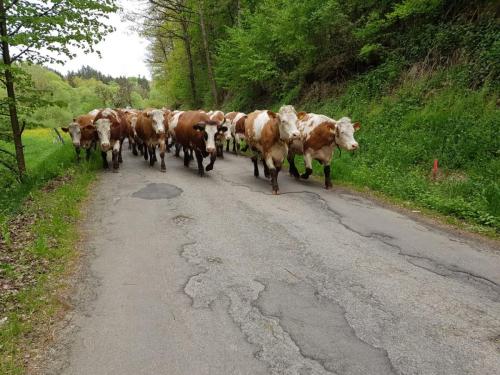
[61,106,360,194]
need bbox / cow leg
[262,159,270,179]
[288,153,300,179]
[183,147,191,167]
[232,136,237,154]
[75,146,81,163]
[112,141,120,172]
[195,150,205,177]
[206,153,216,172]
[175,143,181,158]
[324,164,332,189]
[301,153,313,179]
[118,139,124,163]
[251,155,259,177]
[101,151,109,169]
[159,140,166,172]
[86,148,92,161]
[131,137,138,156]
[153,146,158,162]
[149,146,156,167]
[143,143,149,161]
[226,139,230,152]
[217,144,224,159]
[265,156,280,194]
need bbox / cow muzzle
[206,147,216,154]
[350,143,359,151]
[101,143,111,152]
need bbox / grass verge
[0,129,99,374]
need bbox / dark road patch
[132,183,183,200]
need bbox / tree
[145,0,199,106]
[0,0,117,178]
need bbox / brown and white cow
[135,109,168,172]
[209,110,228,158]
[226,112,247,154]
[94,108,129,171]
[61,114,98,162]
[174,111,227,177]
[289,114,360,189]
[245,105,300,194]
[120,109,139,156]
[167,110,185,157]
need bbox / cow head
[193,120,228,154]
[94,117,112,152]
[335,117,360,151]
[146,109,166,134]
[94,108,118,152]
[62,120,81,147]
[276,105,300,140]
[215,119,230,145]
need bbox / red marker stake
[433,159,438,180]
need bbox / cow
[226,112,247,154]
[209,110,228,158]
[88,109,101,118]
[121,109,139,156]
[61,114,98,163]
[288,114,360,189]
[167,110,185,157]
[135,109,168,172]
[93,108,129,171]
[174,111,227,177]
[245,105,300,194]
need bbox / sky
[47,0,151,79]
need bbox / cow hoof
[272,190,279,195]
[112,169,119,173]
[161,169,166,173]
[300,174,310,180]
[206,165,214,172]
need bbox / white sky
[47,0,151,79]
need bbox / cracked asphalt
[43,149,500,375]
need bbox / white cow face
[62,121,81,147]
[335,117,360,151]
[277,105,300,140]
[147,109,165,134]
[194,121,228,154]
[95,118,111,152]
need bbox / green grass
[0,128,99,374]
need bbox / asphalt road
[43,148,500,375]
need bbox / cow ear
[267,110,277,119]
[353,122,361,131]
[297,111,307,120]
[61,127,69,132]
[193,123,205,131]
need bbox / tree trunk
[180,19,198,107]
[0,0,26,178]
[199,1,218,106]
